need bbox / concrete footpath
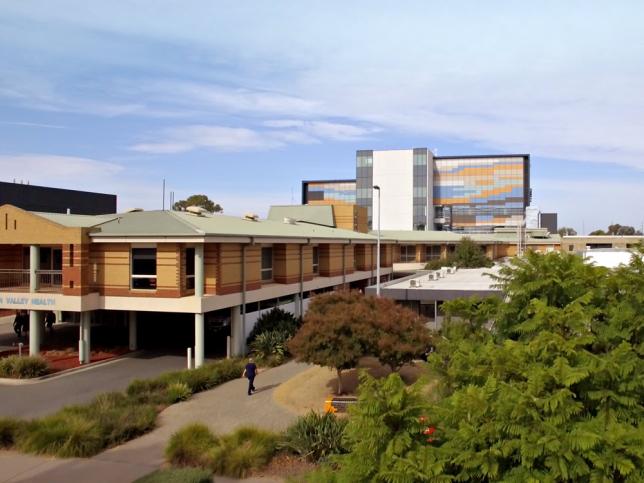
[0,361,309,483]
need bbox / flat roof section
[366,266,503,302]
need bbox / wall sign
[0,296,56,307]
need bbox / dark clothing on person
[245,362,257,395]
[245,362,257,378]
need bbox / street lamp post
[373,185,381,296]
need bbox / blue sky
[1,1,642,234]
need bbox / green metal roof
[374,230,560,245]
[89,210,377,241]
[32,212,118,228]
[267,205,335,227]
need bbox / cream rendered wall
[372,149,414,231]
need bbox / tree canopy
[316,249,644,482]
[607,223,642,236]
[425,236,493,270]
[172,194,222,213]
[289,291,430,393]
[558,226,578,236]
[588,224,642,236]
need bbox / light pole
[373,185,381,296]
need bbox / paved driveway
[0,353,188,419]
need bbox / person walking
[242,357,258,396]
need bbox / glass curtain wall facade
[413,148,429,230]
[356,150,373,229]
[302,180,356,205]
[433,155,529,233]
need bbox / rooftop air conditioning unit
[440,268,448,278]
[410,280,417,287]
[186,206,209,216]
[244,213,259,222]
[283,217,297,224]
[428,272,439,281]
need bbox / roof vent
[283,217,297,225]
[243,213,259,222]
[186,205,209,216]
[124,208,144,213]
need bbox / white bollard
[187,347,193,370]
[226,335,231,359]
[18,342,23,357]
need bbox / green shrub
[16,392,157,457]
[126,378,168,405]
[0,418,25,448]
[249,330,290,360]
[281,411,347,462]
[247,307,300,345]
[166,423,218,468]
[17,413,104,457]
[424,258,452,271]
[135,467,213,483]
[166,424,278,478]
[296,465,339,483]
[166,382,192,403]
[0,355,49,379]
[79,393,157,446]
[209,426,279,478]
[158,359,244,393]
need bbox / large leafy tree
[289,291,430,393]
[173,194,222,213]
[607,223,643,235]
[370,297,432,372]
[289,291,376,394]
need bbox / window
[131,248,157,289]
[425,245,441,261]
[185,247,195,290]
[400,245,416,263]
[312,246,319,274]
[261,247,273,281]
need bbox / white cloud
[0,153,172,212]
[2,1,644,172]
[0,154,123,183]
[265,119,380,141]
[1,121,66,129]
[131,119,380,154]
[131,125,285,153]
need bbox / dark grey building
[0,181,117,215]
[540,213,558,233]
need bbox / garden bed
[0,347,130,378]
[273,357,426,415]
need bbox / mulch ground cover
[0,346,130,374]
